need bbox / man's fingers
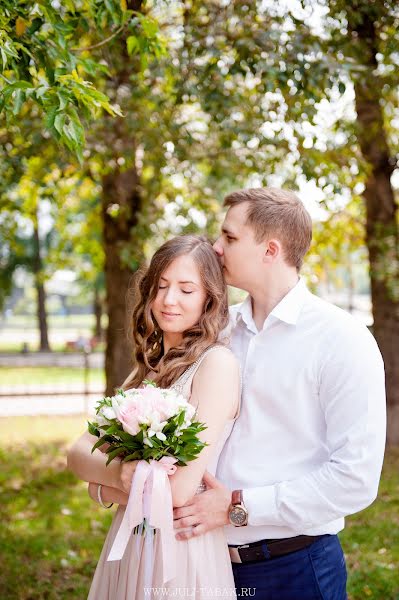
[202,470,221,489]
[173,504,195,520]
[175,523,207,541]
[173,515,198,529]
[192,523,206,536]
[175,529,193,541]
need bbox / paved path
[0,352,104,368]
[0,392,99,416]
[0,352,105,416]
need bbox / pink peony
[117,401,142,436]
[117,387,170,436]
[140,387,171,421]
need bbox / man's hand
[173,471,231,540]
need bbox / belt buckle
[229,544,249,564]
[230,543,269,564]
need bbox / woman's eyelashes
[157,285,193,294]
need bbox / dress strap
[171,344,226,398]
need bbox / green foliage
[0,0,165,159]
[1,0,398,324]
[0,417,398,599]
[0,416,113,599]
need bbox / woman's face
[151,254,207,341]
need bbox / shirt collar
[232,278,309,330]
[269,278,309,325]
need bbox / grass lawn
[0,367,105,388]
[0,416,398,599]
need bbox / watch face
[230,506,247,526]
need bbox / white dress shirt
[216,279,386,545]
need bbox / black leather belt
[229,535,323,564]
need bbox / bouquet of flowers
[88,381,207,466]
[87,382,207,583]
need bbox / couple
[68,187,386,600]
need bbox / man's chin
[224,272,236,286]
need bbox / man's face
[213,202,266,291]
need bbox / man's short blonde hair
[224,187,312,270]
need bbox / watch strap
[232,489,243,505]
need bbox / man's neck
[250,271,300,331]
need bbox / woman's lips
[161,311,180,319]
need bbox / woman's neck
[162,332,183,354]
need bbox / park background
[0,1,398,598]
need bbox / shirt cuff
[243,485,280,527]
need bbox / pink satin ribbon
[107,456,177,584]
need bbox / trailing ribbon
[107,456,177,584]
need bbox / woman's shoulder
[197,344,239,374]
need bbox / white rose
[102,406,117,420]
[94,414,107,427]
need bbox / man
[173,187,386,599]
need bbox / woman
[67,235,240,599]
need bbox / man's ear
[263,239,280,261]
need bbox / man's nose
[213,238,223,256]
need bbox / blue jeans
[232,534,347,600]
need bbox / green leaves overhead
[0,0,165,159]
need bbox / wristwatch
[228,489,248,526]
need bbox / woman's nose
[164,287,178,305]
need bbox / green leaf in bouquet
[117,430,138,443]
[142,379,157,387]
[143,447,157,461]
[148,436,162,448]
[161,421,175,434]
[123,450,143,461]
[176,411,186,426]
[104,423,120,435]
[87,421,99,437]
[105,446,126,465]
[91,435,109,453]
[135,429,144,443]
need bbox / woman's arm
[67,431,138,492]
[169,347,240,507]
[88,482,129,506]
[68,347,239,507]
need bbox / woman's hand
[119,461,138,494]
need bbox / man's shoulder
[305,292,376,346]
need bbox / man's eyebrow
[222,226,235,235]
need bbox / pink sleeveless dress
[88,347,238,600]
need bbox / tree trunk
[32,223,51,352]
[350,13,399,445]
[101,0,144,395]
[102,168,141,394]
[93,287,103,340]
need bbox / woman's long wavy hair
[123,235,229,390]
